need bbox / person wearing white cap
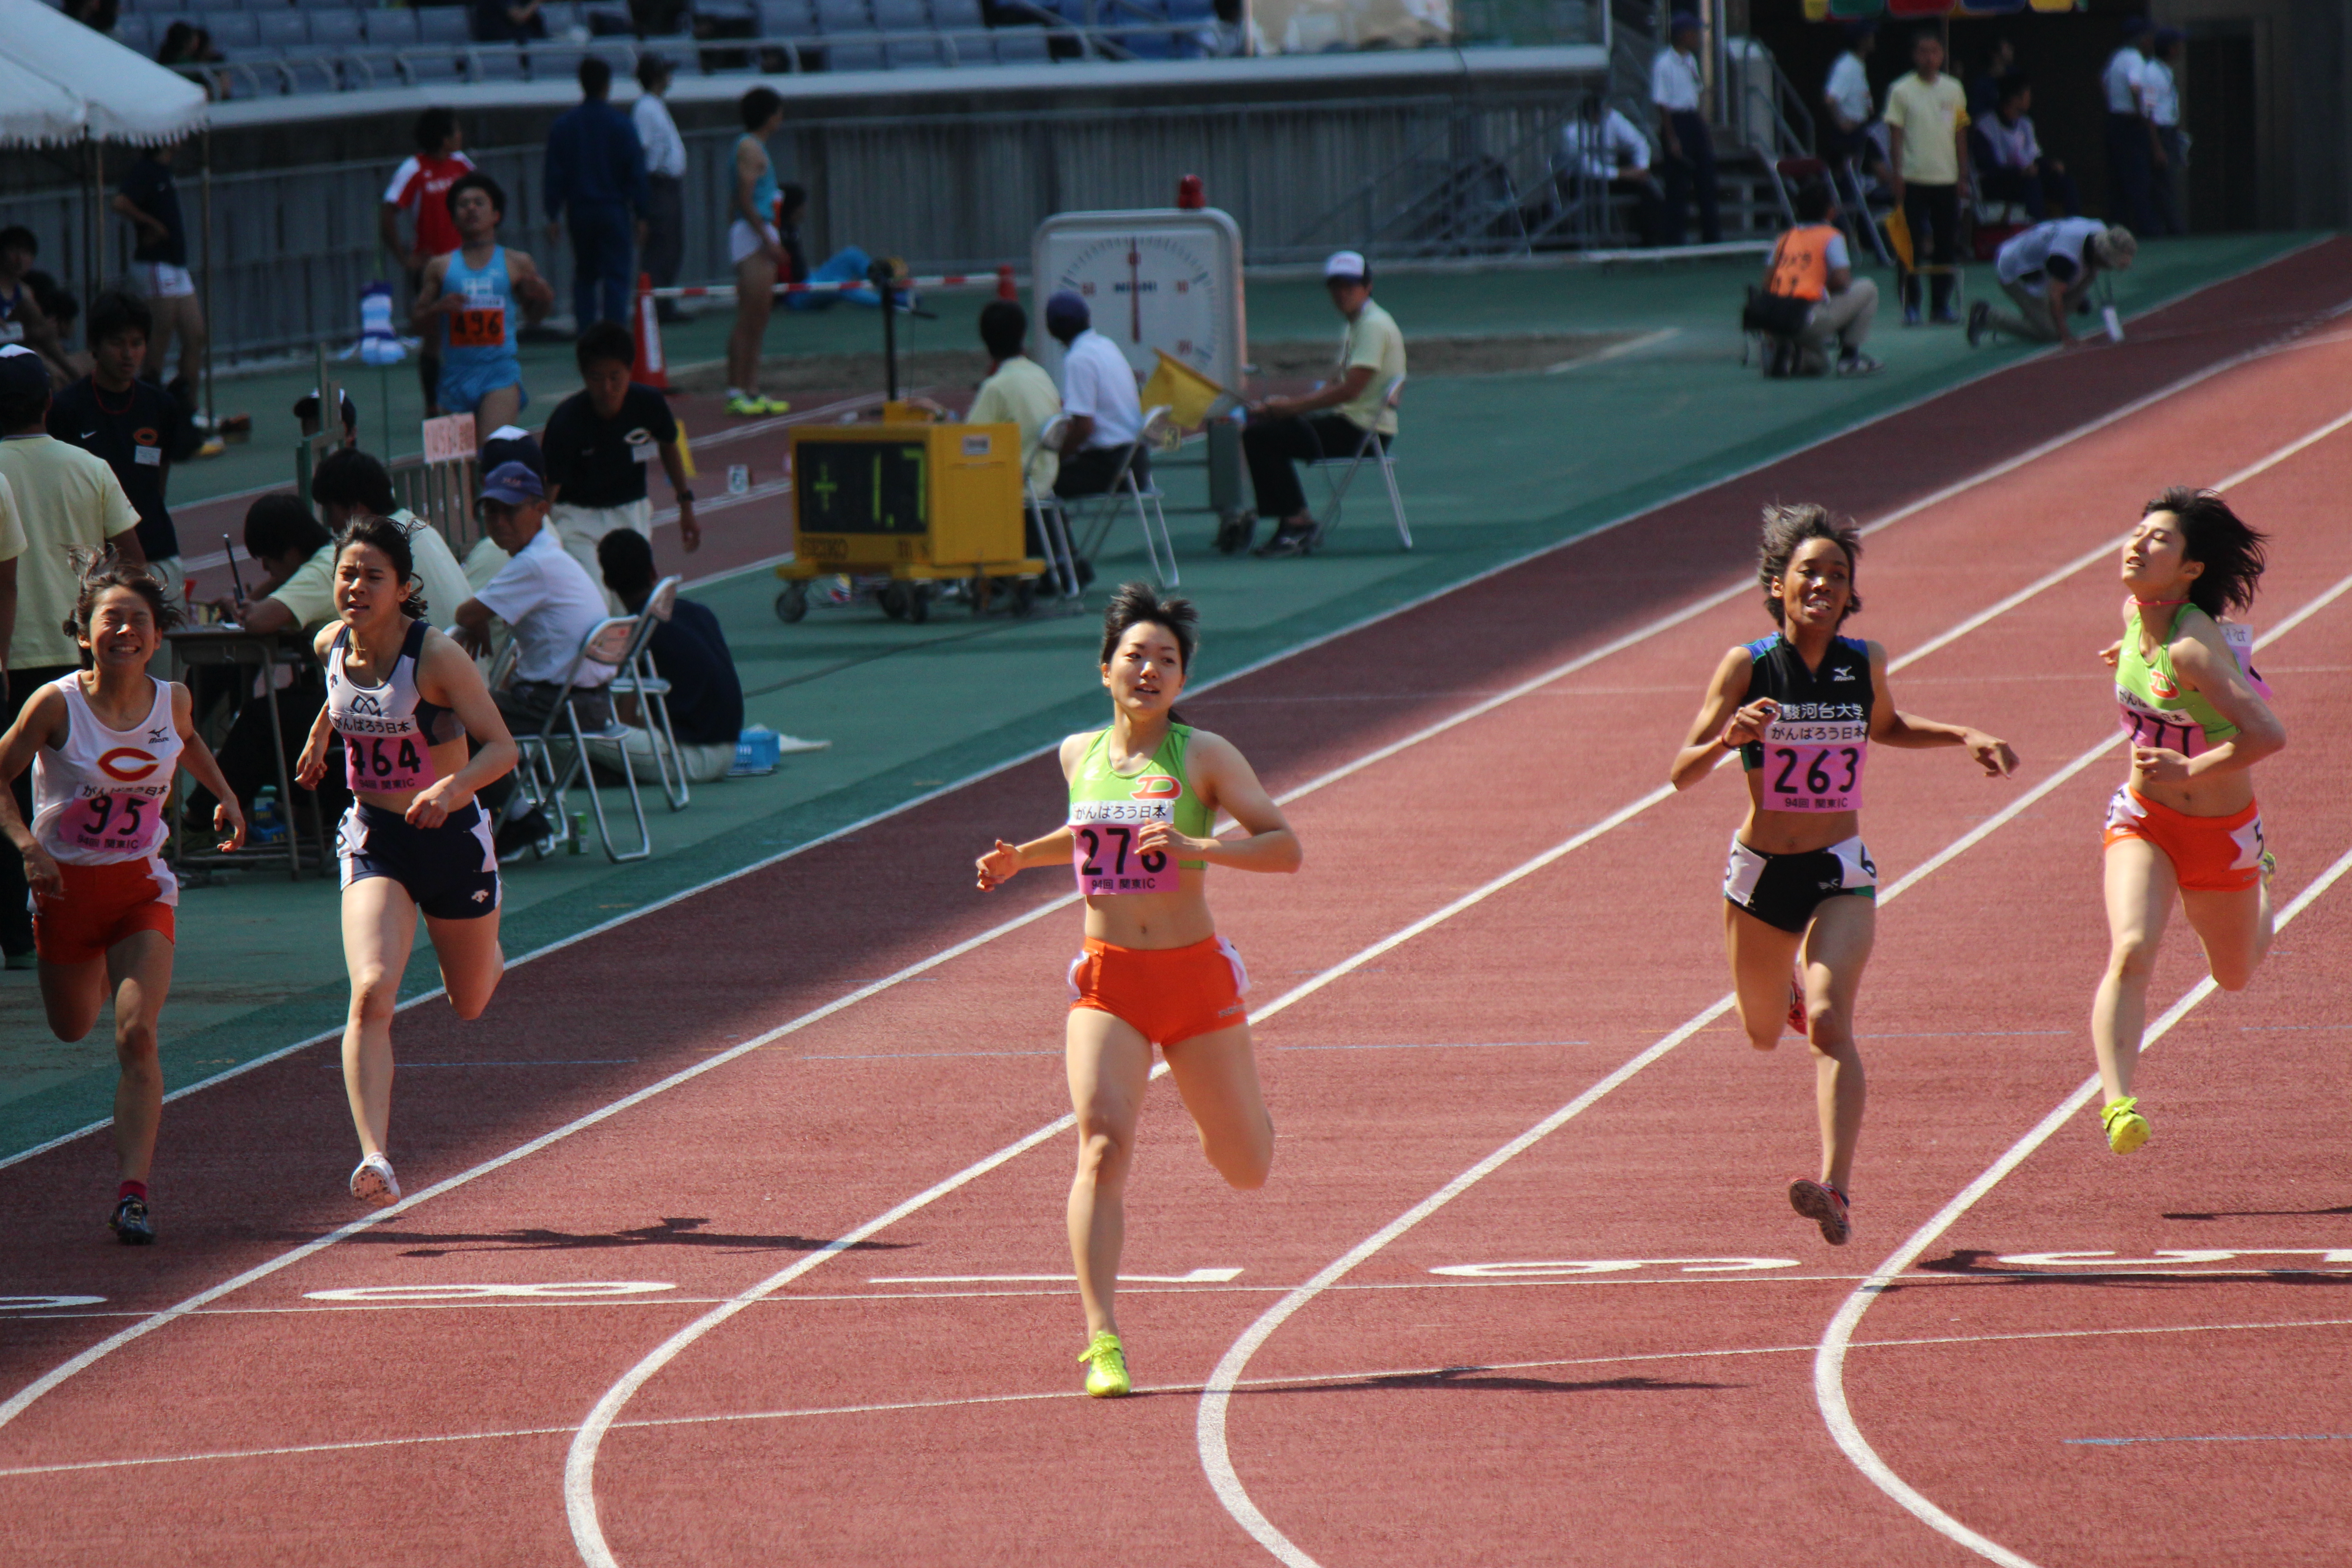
[1235,250,1404,559]
[1969,220,2136,347]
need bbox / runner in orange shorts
[0,556,244,1244]
[975,582,1301,1397]
[2093,488,2285,1155]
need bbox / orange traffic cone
[632,272,668,390]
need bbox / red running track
[1,241,2349,1566]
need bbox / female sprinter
[0,556,244,1243]
[1671,505,2016,1245]
[974,583,1300,1396]
[2093,489,2282,1155]
[295,515,518,1207]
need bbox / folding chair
[1042,406,1180,588]
[496,613,657,863]
[1023,469,1086,602]
[602,574,691,811]
[1303,377,1411,551]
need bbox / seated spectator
[1236,250,1403,559]
[472,0,548,43]
[1972,77,2080,222]
[206,493,347,823]
[776,185,887,312]
[1969,219,2136,347]
[293,386,359,450]
[452,462,613,853]
[466,425,547,592]
[1965,35,2014,119]
[155,20,226,96]
[1045,290,1149,505]
[0,227,82,385]
[1758,181,1881,378]
[1556,93,1661,247]
[543,321,699,612]
[593,529,790,784]
[308,447,476,632]
[967,299,1060,496]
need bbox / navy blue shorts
[337,800,501,921]
[1722,833,1876,935]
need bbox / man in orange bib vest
[1762,182,1880,378]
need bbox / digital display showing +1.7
[796,441,928,535]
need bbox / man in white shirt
[455,461,615,853]
[1972,76,2080,221]
[1969,219,2135,346]
[1044,292,1148,501]
[1822,22,1886,186]
[2143,28,2183,236]
[2102,17,2161,235]
[631,56,689,321]
[1558,94,1661,245]
[1650,13,1719,245]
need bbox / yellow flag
[1138,349,1234,430]
[673,418,696,480]
[1881,206,1915,271]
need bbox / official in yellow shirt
[1882,29,1971,324]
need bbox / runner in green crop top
[975,583,1301,1399]
[2091,489,2285,1158]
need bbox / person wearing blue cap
[1651,12,1720,246]
[452,461,614,858]
[2143,28,2185,236]
[2102,17,2161,235]
[1044,290,1151,504]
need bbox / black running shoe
[110,1195,155,1245]
[1254,524,1318,559]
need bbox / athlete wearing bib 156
[2105,600,2270,893]
[328,619,499,920]
[1724,629,1878,934]
[1064,723,1249,1048]
[29,672,180,963]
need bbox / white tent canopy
[0,52,88,147]
[0,0,207,146]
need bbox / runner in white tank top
[0,561,244,1245]
[294,514,519,1210]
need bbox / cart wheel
[905,583,931,623]
[774,583,809,623]
[1011,578,1036,617]
[881,584,908,620]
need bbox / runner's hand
[1133,820,1205,861]
[975,838,1023,891]
[294,732,332,790]
[2097,638,2122,668]
[406,778,467,830]
[1964,730,2019,778]
[214,799,247,853]
[20,842,62,900]
[2131,745,2190,786]
[1721,697,1779,749]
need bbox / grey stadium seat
[367,7,420,44]
[825,40,882,67]
[527,43,587,79]
[815,0,873,31]
[113,13,155,49]
[931,0,981,27]
[306,9,365,49]
[467,45,528,80]
[990,28,1049,61]
[417,6,470,44]
[201,11,260,47]
[400,49,466,83]
[539,1,582,33]
[253,9,308,47]
[756,0,816,35]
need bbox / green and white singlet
[1067,724,1213,896]
[2114,603,2266,758]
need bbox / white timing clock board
[1031,208,1248,393]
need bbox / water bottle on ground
[250,787,286,846]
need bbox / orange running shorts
[33,860,176,965]
[1067,934,1250,1047]
[2102,787,2266,893]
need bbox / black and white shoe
[1213,512,1257,555]
[1254,524,1319,559]
[1965,300,1991,348]
[110,1195,155,1245]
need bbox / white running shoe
[349,1153,401,1209]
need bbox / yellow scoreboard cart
[773,410,1045,623]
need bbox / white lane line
[19,267,2336,1183]
[1193,564,2352,1568]
[1813,832,2352,1568]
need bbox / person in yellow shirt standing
[1882,28,1971,327]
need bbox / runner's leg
[421,909,504,1020]
[474,383,522,439]
[341,875,420,1159]
[1161,1021,1273,1190]
[729,254,776,398]
[35,957,109,1044]
[104,930,175,1186]
[2179,876,2271,992]
[1725,900,1804,1052]
[1065,1006,1153,1339]
[1800,894,1874,1195]
[2092,835,2176,1103]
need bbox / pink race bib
[1070,799,1176,896]
[1758,716,1868,812]
[343,732,438,793]
[59,788,166,856]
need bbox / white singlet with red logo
[30,674,181,899]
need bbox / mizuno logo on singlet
[147,727,171,743]
[1831,666,1855,681]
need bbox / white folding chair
[603,574,691,811]
[1044,405,1181,588]
[496,613,657,863]
[1304,376,1411,551]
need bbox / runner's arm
[1142,730,1300,873]
[977,733,1091,888]
[1671,645,1769,790]
[410,255,454,331]
[172,681,246,850]
[407,629,519,827]
[1864,640,2016,774]
[506,250,555,324]
[0,688,69,896]
[2138,627,2284,783]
